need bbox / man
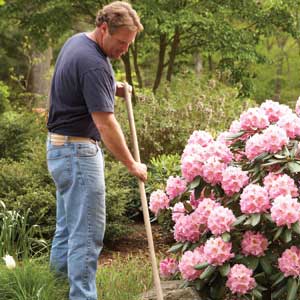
[46,2,147,299]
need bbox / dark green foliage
[103,156,137,241]
[116,75,256,162]
[0,111,45,161]
[0,81,10,113]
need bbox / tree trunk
[274,36,288,102]
[153,33,167,94]
[194,51,203,76]
[131,41,143,88]
[166,26,180,82]
[27,47,53,108]
[121,51,136,104]
[208,54,213,72]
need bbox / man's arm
[91,111,147,181]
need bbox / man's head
[95,1,143,59]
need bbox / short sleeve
[80,68,115,113]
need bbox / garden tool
[124,82,164,300]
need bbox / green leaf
[195,279,205,291]
[260,256,272,275]
[254,152,270,162]
[221,232,231,242]
[272,273,286,288]
[256,284,268,292]
[233,214,247,226]
[183,202,193,213]
[252,288,262,299]
[167,243,183,253]
[194,262,209,270]
[287,277,298,300]
[199,265,216,280]
[273,227,284,241]
[190,176,201,189]
[251,213,261,226]
[219,263,230,277]
[263,213,273,222]
[225,131,245,140]
[243,256,259,271]
[287,162,300,174]
[282,228,292,243]
[182,241,191,252]
[292,221,300,235]
[271,285,287,299]
[210,276,226,299]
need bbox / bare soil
[99,222,171,266]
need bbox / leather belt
[48,133,98,145]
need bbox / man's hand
[115,81,132,98]
[127,161,147,182]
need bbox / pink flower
[202,156,226,185]
[278,246,300,277]
[172,202,186,223]
[263,173,298,200]
[260,100,292,123]
[217,131,233,146]
[207,206,236,235]
[240,107,269,130]
[241,231,268,257]
[245,133,266,160]
[149,190,170,215]
[204,237,234,266]
[270,195,300,228]
[179,246,207,281]
[226,264,256,295]
[221,166,249,196]
[194,198,220,226]
[262,125,289,153]
[240,184,270,214]
[159,258,179,279]
[174,213,205,243]
[181,156,202,182]
[205,141,233,164]
[189,189,216,208]
[277,113,300,139]
[166,176,187,200]
[296,96,300,117]
[229,120,242,133]
[188,130,213,147]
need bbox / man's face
[100,23,136,59]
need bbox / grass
[0,254,153,300]
[98,254,153,300]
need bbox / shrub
[104,156,138,241]
[151,99,300,300]
[115,75,256,162]
[0,111,45,161]
[0,81,10,114]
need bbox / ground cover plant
[151,98,300,300]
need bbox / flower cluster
[159,258,179,279]
[226,264,256,295]
[166,176,187,200]
[278,246,300,277]
[149,190,170,215]
[150,98,300,299]
[178,246,207,281]
[241,231,268,257]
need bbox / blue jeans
[47,139,106,300]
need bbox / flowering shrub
[151,99,300,300]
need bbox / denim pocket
[47,147,72,193]
[76,144,98,157]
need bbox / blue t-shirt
[47,33,116,141]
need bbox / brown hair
[95,1,143,34]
